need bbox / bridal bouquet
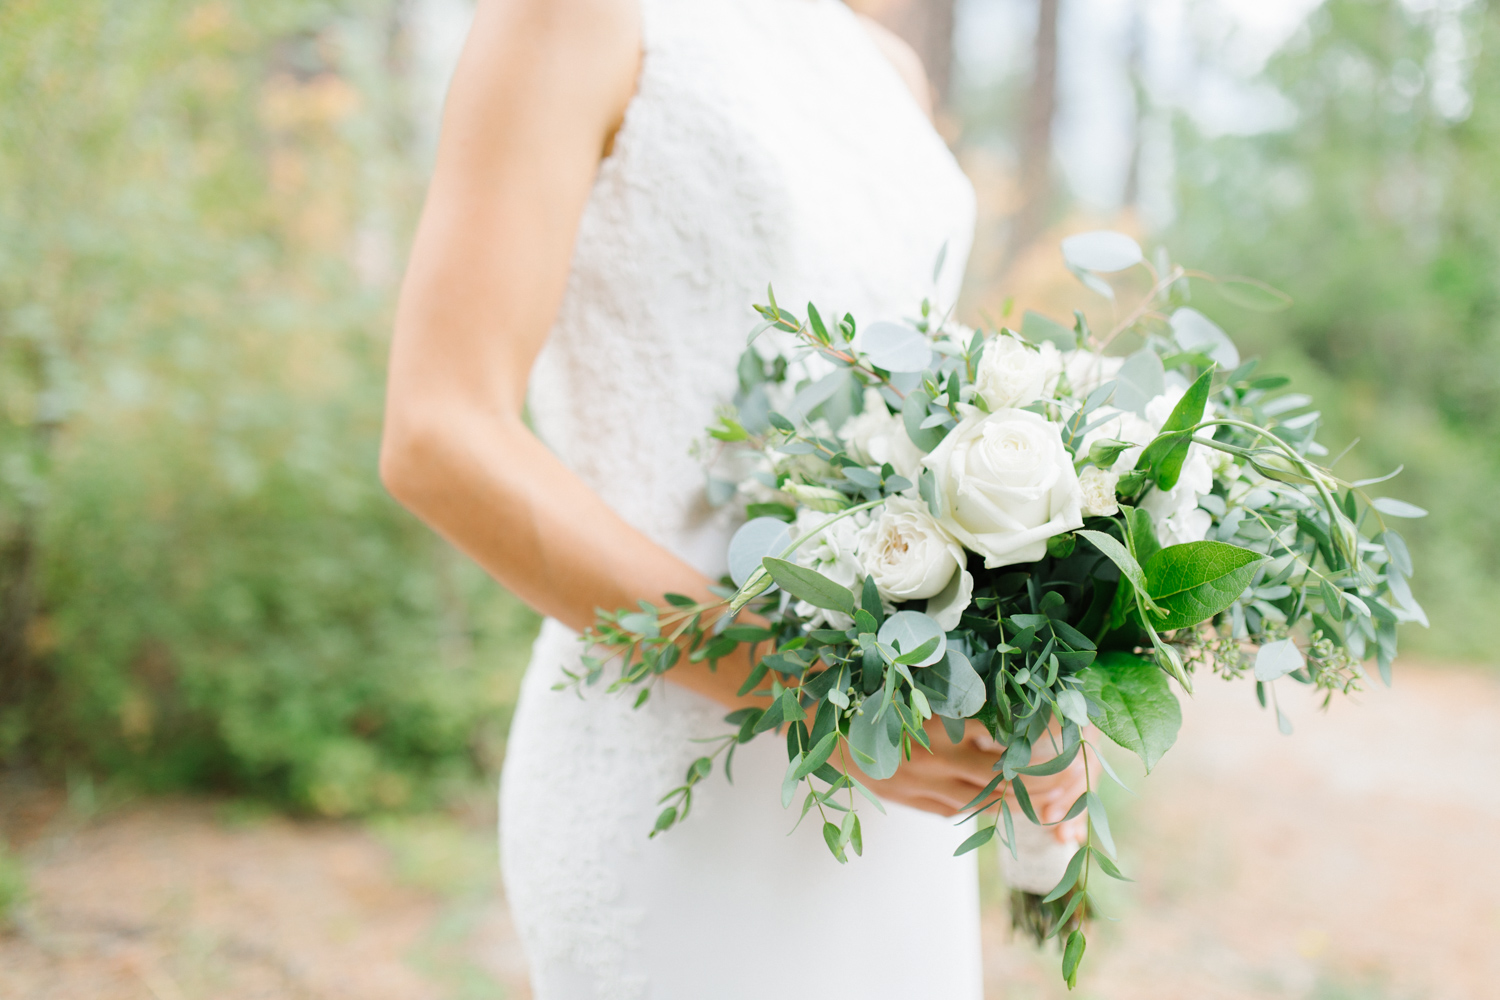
[565,232,1425,988]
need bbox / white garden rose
[838,388,924,479]
[857,497,973,630]
[1078,465,1121,517]
[922,407,1085,569]
[788,508,869,629]
[974,335,1063,410]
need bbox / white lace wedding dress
[500,0,980,996]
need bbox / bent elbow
[379,413,443,511]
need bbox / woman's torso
[526,0,976,573]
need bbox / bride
[381,0,1087,996]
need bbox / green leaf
[1253,638,1304,682]
[794,731,839,780]
[1077,529,1163,616]
[1042,847,1088,902]
[954,824,997,856]
[1085,790,1115,856]
[822,821,847,862]
[1080,652,1182,772]
[902,388,944,452]
[1133,370,1213,490]
[1091,847,1133,881]
[1056,689,1091,727]
[848,699,902,780]
[1121,505,1160,566]
[761,557,855,616]
[1143,540,1263,630]
[917,649,985,719]
[1371,497,1428,519]
[1021,310,1078,351]
[877,611,947,667]
[1015,739,1081,776]
[1010,776,1041,824]
[1062,929,1087,988]
[652,806,678,835]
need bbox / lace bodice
[503,3,980,997]
[528,0,975,574]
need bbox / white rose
[1060,350,1125,398]
[858,497,974,630]
[974,335,1063,410]
[788,508,869,628]
[1078,466,1120,517]
[838,389,924,479]
[923,407,1085,569]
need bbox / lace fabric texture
[501,0,980,996]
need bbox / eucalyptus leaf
[1371,497,1428,519]
[1114,349,1166,416]
[848,698,902,780]
[1253,638,1304,682]
[727,517,792,589]
[1020,310,1077,351]
[856,321,932,373]
[1169,308,1239,369]
[1060,230,1143,273]
[918,649,985,718]
[877,611,947,667]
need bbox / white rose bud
[783,482,848,513]
[922,407,1085,569]
[1078,465,1121,517]
[974,335,1063,410]
[838,388,924,480]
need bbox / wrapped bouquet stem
[564,232,1424,989]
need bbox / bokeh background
[1,1,1496,998]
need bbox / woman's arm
[381,0,1080,817]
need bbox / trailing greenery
[0,1,537,812]
[572,237,1423,987]
[1167,0,1500,657]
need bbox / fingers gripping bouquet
[565,233,1425,988]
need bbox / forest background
[0,0,1493,819]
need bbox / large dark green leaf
[1143,541,1263,631]
[1080,652,1182,772]
[1077,530,1163,617]
[761,557,855,616]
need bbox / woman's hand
[839,718,1090,845]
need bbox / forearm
[381,410,764,710]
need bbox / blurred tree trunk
[1006,0,1060,265]
[879,0,958,103]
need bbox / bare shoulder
[453,0,641,138]
[854,14,934,119]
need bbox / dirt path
[2,663,1496,1000]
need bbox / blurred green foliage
[1169,0,1499,658]
[0,0,537,813]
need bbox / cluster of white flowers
[735,328,1236,628]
